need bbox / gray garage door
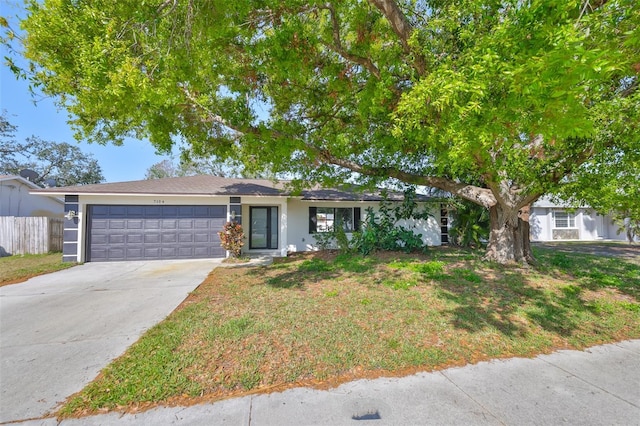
[87,205,227,262]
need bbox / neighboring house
[0,175,63,217]
[30,175,444,263]
[530,196,629,242]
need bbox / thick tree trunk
[519,205,534,262]
[484,204,534,264]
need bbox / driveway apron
[0,259,218,424]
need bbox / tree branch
[319,150,497,208]
[321,3,381,79]
[367,0,426,75]
[156,0,178,18]
[576,0,610,23]
[180,85,248,136]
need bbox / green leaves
[10,0,639,233]
[0,113,105,186]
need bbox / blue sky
[1,2,172,183]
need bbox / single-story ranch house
[530,197,632,242]
[31,175,446,263]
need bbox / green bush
[312,230,336,250]
[351,188,431,255]
[448,199,489,248]
[311,224,351,252]
[311,187,432,255]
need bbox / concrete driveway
[0,259,219,424]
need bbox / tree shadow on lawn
[247,248,639,340]
[247,252,377,289]
[535,247,640,300]
[434,246,639,338]
[434,270,595,338]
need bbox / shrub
[312,224,351,253]
[334,224,351,252]
[448,199,489,248]
[312,187,431,255]
[312,229,337,250]
[351,187,431,255]
[218,221,245,258]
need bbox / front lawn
[59,246,640,417]
[0,253,76,287]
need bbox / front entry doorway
[249,206,278,250]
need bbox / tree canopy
[0,113,104,187]
[7,0,640,262]
[144,154,271,179]
[145,158,232,180]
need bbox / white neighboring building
[530,197,629,242]
[0,175,63,217]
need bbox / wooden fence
[0,216,64,256]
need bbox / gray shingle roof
[30,175,431,202]
[30,175,283,196]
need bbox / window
[553,211,575,228]
[250,206,278,249]
[309,207,361,233]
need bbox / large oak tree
[8,0,640,263]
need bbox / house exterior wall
[57,193,443,262]
[65,194,289,262]
[0,178,63,217]
[530,207,629,242]
[285,199,442,252]
[239,196,288,257]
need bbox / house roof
[533,195,587,209]
[29,175,432,202]
[1,175,64,206]
[0,174,44,190]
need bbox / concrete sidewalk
[10,339,639,426]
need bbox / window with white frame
[309,207,360,233]
[553,210,576,228]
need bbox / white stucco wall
[238,196,288,257]
[52,193,444,262]
[286,199,442,252]
[0,178,63,217]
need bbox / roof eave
[29,190,289,197]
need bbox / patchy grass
[58,246,640,418]
[0,253,76,287]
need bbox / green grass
[0,253,76,286]
[58,246,640,417]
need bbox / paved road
[534,241,640,264]
[7,340,640,425]
[0,259,219,424]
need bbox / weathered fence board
[0,217,64,256]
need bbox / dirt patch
[1,276,33,287]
